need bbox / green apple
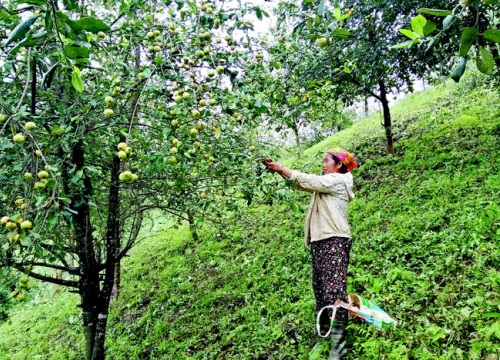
[182,92,190,100]
[119,170,133,182]
[147,31,155,39]
[171,138,179,146]
[207,69,215,77]
[194,141,201,148]
[192,109,201,118]
[15,199,24,206]
[118,151,127,159]
[117,142,127,151]
[174,95,182,103]
[16,293,26,302]
[20,220,32,230]
[6,221,17,231]
[170,147,178,155]
[199,99,207,107]
[13,134,26,144]
[103,109,114,118]
[190,128,199,137]
[38,170,49,179]
[35,150,42,158]
[196,121,205,130]
[24,122,36,130]
[169,109,176,115]
[209,99,216,105]
[216,65,224,74]
[97,31,106,38]
[167,156,177,165]
[34,181,45,189]
[105,96,115,106]
[248,145,256,152]
[1,216,9,225]
[200,192,207,199]
[125,146,132,155]
[171,119,179,127]
[316,37,328,48]
[131,173,139,182]
[0,114,7,122]
[153,30,161,37]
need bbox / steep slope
[0,79,499,360]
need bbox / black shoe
[329,321,347,360]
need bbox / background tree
[270,0,462,154]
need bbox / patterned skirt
[310,236,352,324]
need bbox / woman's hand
[262,158,291,179]
[262,158,282,172]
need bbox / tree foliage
[0,0,269,358]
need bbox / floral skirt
[310,236,352,324]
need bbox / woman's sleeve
[289,170,343,194]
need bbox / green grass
[0,78,499,359]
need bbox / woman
[263,148,358,360]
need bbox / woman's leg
[310,236,352,323]
[310,237,352,359]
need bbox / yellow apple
[20,220,32,230]
[13,134,26,143]
[24,122,37,130]
[38,170,49,179]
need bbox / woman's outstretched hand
[262,158,291,179]
[262,158,282,172]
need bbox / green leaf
[253,6,262,20]
[291,202,299,214]
[411,15,427,36]
[418,8,453,16]
[450,58,468,83]
[443,15,454,30]
[400,29,418,40]
[459,27,478,57]
[272,61,281,69]
[482,0,499,4]
[483,312,500,318]
[62,0,78,10]
[56,11,83,32]
[391,40,414,49]
[75,17,110,33]
[476,46,494,75]
[4,15,40,46]
[317,0,325,16]
[214,126,221,139]
[64,45,90,59]
[19,0,46,4]
[71,66,84,93]
[423,20,437,36]
[332,29,350,36]
[333,8,341,20]
[483,29,500,43]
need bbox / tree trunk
[378,81,394,155]
[364,96,369,117]
[187,212,199,242]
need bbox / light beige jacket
[289,170,355,245]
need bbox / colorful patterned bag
[316,293,398,337]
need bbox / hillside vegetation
[0,79,499,359]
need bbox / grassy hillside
[0,78,499,359]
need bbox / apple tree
[0,0,269,358]
[270,0,462,154]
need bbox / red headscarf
[327,148,358,172]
